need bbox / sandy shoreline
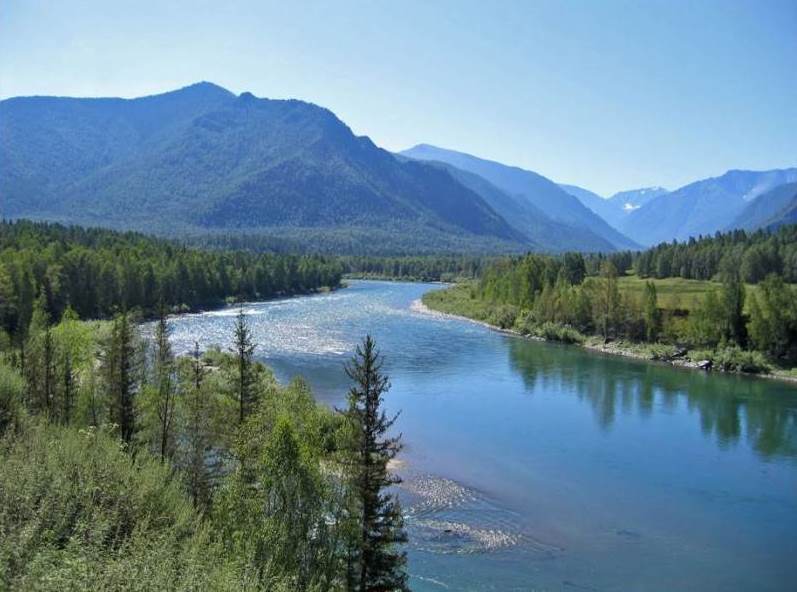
[410,298,545,341]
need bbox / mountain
[608,187,667,212]
[557,184,612,221]
[560,184,667,229]
[401,144,639,251]
[728,182,797,231]
[619,168,797,245]
[0,83,527,254]
[765,200,797,230]
[399,160,619,252]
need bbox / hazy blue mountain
[620,168,797,245]
[558,184,603,203]
[400,160,618,252]
[765,200,797,230]
[560,184,668,229]
[1,83,528,253]
[558,184,611,219]
[728,182,797,231]
[1,82,236,214]
[608,187,667,211]
[402,144,639,250]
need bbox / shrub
[486,305,519,330]
[689,346,770,374]
[0,422,239,590]
[711,346,770,374]
[0,361,25,436]
[513,311,535,336]
[532,322,585,344]
[646,343,677,361]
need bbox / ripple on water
[400,474,561,557]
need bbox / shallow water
[168,280,797,591]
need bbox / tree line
[0,220,343,345]
[0,299,408,590]
[340,255,489,282]
[443,228,797,369]
[630,225,797,283]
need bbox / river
[167,280,797,591]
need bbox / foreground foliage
[0,422,240,591]
[0,305,408,590]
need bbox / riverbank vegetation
[0,220,343,345]
[423,226,797,378]
[339,255,489,282]
[0,220,407,591]
[632,225,797,283]
[0,301,408,590]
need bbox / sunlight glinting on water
[166,281,797,592]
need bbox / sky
[1,0,795,195]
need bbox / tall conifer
[233,304,255,423]
[107,311,138,444]
[342,335,408,592]
[153,305,177,461]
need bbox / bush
[646,343,677,361]
[0,422,240,590]
[485,304,519,330]
[689,346,770,374]
[531,322,585,344]
[0,361,25,436]
[711,346,770,374]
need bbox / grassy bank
[617,275,761,313]
[422,283,796,382]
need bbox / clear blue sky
[1,0,795,195]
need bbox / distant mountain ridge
[618,168,797,245]
[728,182,797,231]
[401,144,640,251]
[559,184,668,231]
[0,83,533,253]
[4,82,790,253]
[413,161,617,252]
[609,187,667,211]
[563,171,797,244]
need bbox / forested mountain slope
[401,144,640,250]
[728,182,797,231]
[1,83,526,254]
[414,160,617,252]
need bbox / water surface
[169,280,797,591]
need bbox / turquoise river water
[167,280,797,591]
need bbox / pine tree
[184,341,211,511]
[61,350,74,425]
[153,305,177,461]
[41,328,55,416]
[342,335,408,592]
[24,296,55,415]
[106,311,138,444]
[84,361,101,428]
[596,261,620,341]
[720,267,746,345]
[232,304,256,423]
[643,281,661,342]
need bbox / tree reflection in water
[507,339,797,459]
